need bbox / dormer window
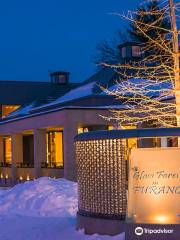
[50,71,69,84]
[119,42,142,61]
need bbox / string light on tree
[102,0,180,129]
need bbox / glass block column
[75,138,127,219]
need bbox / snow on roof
[2,82,97,119]
[3,78,174,120]
[31,81,97,112]
[101,78,173,99]
[54,81,96,103]
[100,83,119,95]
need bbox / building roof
[84,67,116,86]
[0,68,120,121]
[0,80,79,105]
[30,68,118,110]
[0,65,174,123]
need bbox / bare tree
[94,31,128,67]
[102,0,180,128]
[94,0,170,67]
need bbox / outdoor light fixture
[19,176,23,181]
[154,215,169,224]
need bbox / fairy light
[101,0,180,129]
[19,176,23,181]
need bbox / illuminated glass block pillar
[75,127,180,234]
[75,138,127,235]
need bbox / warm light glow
[3,137,12,164]
[83,128,88,133]
[121,125,136,130]
[19,176,23,181]
[26,175,30,181]
[46,131,63,167]
[154,215,169,223]
[78,127,84,134]
[5,174,8,179]
[2,105,20,118]
[128,148,180,224]
[108,125,114,130]
[0,173,3,178]
[122,125,137,149]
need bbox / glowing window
[46,132,63,168]
[108,125,114,130]
[3,137,12,164]
[121,125,137,149]
[2,105,20,118]
[132,46,141,57]
[78,127,84,134]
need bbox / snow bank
[0,177,124,240]
[0,177,78,217]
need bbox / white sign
[127,148,180,224]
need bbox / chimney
[50,71,70,84]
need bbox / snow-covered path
[0,178,124,240]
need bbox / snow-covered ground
[0,178,124,240]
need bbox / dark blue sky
[0,0,141,82]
